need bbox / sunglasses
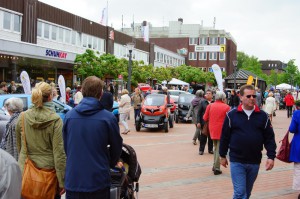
[246,95,257,99]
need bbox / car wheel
[136,122,141,132]
[175,114,179,123]
[164,122,169,133]
[169,116,173,128]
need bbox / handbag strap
[21,112,29,158]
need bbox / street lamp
[126,42,135,93]
[233,60,238,90]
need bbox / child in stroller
[111,143,142,199]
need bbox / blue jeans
[230,162,259,199]
[66,188,110,199]
[134,108,141,122]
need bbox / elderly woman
[119,89,131,134]
[186,90,205,145]
[264,92,276,122]
[203,91,230,175]
[0,97,23,160]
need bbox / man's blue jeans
[230,162,260,199]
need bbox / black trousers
[198,131,213,152]
[287,106,293,118]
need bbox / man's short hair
[240,85,255,96]
[82,76,103,99]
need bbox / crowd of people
[0,78,300,198]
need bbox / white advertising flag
[58,75,66,104]
[211,64,223,91]
[20,71,31,94]
[143,23,149,42]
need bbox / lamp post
[233,60,238,90]
[126,42,135,93]
[275,69,278,90]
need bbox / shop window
[87,36,92,48]
[82,34,87,48]
[13,14,20,32]
[51,26,57,40]
[44,23,50,39]
[3,11,11,30]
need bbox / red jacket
[284,94,294,106]
[203,101,230,140]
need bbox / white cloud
[40,0,300,67]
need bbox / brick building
[122,19,237,75]
[260,60,286,75]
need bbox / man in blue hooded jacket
[63,76,123,199]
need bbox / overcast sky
[40,0,299,67]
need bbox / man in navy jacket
[219,84,276,199]
[63,76,123,199]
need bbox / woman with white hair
[0,97,23,160]
[264,92,276,122]
[203,91,230,175]
[119,89,131,134]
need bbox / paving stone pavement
[119,108,299,199]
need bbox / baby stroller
[111,143,142,199]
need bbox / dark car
[175,94,195,123]
[136,94,173,133]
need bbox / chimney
[178,18,183,23]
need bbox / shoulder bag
[276,130,291,163]
[21,113,58,199]
[202,104,211,136]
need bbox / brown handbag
[202,121,210,136]
[21,113,58,199]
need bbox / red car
[138,83,152,94]
[136,94,174,132]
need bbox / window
[51,26,57,40]
[76,32,81,46]
[93,37,97,50]
[82,34,87,47]
[219,52,225,60]
[209,37,218,45]
[209,52,217,60]
[199,52,207,60]
[13,15,20,32]
[71,31,76,45]
[37,21,42,37]
[58,27,63,42]
[189,52,197,60]
[199,37,208,45]
[65,29,71,43]
[3,11,11,30]
[88,36,92,48]
[219,37,226,45]
[44,23,50,39]
[189,37,198,45]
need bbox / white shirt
[242,105,255,120]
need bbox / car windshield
[144,95,165,106]
[179,95,195,103]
